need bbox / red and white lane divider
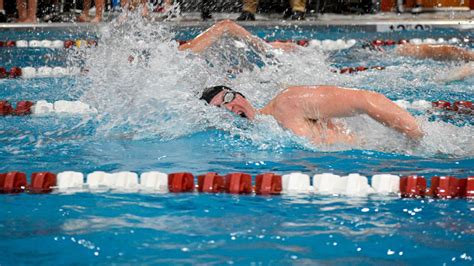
[369,37,469,47]
[335,65,385,74]
[0,171,473,199]
[395,100,473,114]
[1,99,471,117]
[269,39,358,51]
[2,38,357,51]
[0,65,385,79]
[0,100,97,116]
[0,40,97,49]
[1,37,470,51]
[0,66,82,79]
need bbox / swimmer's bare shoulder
[264,85,423,140]
[262,85,356,120]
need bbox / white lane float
[16,40,28,47]
[313,173,342,194]
[52,100,98,114]
[371,174,400,194]
[336,173,374,196]
[308,39,357,51]
[28,40,41,47]
[140,171,169,191]
[281,173,312,193]
[57,171,85,189]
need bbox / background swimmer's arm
[395,44,474,61]
[290,86,424,139]
[268,41,299,52]
[178,20,268,53]
[437,63,474,82]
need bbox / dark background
[175,0,377,14]
[3,0,378,16]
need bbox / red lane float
[432,100,473,114]
[428,176,462,199]
[453,101,473,114]
[296,40,310,47]
[64,40,75,49]
[197,172,225,193]
[400,175,427,198]
[0,67,7,78]
[372,39,399,46]
[9,67,21,78]
[224,173,252,194]
[0,172,27,193]
[0,100,34,116]
[0,41,16,47]
[432,100,452,110]
[338,65,385,74]
[0,100,13,115]
[255,173,282,195]
[0,67,21,78]
[168,172,194,192]
[14,101,34,115]
[458,177,474,198]
[30,172,57,193]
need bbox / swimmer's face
[209,90,256,120]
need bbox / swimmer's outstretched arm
[178,20,268,53]
[291,86,424,139]
[395,44,474,61]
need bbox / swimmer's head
[200,86,256,120]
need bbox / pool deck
[0,11,472,32]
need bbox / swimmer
[395,44,474,61]
[395,44,474,81]
[178,20,298,54]
[200,85,423,145]
[179,20,472,81]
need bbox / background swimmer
[395,44,474,81]
[200,85,423,145]
[179,20,298,54]
[395,44,474,61]
[179,20,473,81]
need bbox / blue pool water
[0,20,473,264]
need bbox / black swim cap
[199,85,233,104]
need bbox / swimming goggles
[222,91,237,105]
[222,91,244,105]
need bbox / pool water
[0,20,473,264]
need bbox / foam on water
[74,15,473,157]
